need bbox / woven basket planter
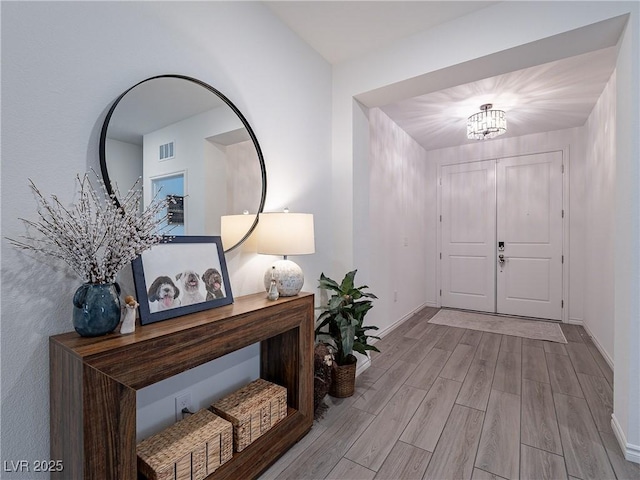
[329,359,357,398]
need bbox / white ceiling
[108,77,227,145]
[265,1,497,65]
[265,1,620,151]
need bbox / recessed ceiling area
[381,47,618,151]
[265,2,624,152]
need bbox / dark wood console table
[50,292,314,479]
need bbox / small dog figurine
[147,276,181,311]
[176,270,204,306]
[202,268,225,300]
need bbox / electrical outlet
[175,392,192,421]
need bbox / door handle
[498,254,507,265]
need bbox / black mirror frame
[99,74,267,253]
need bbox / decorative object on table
[313,342,335,418]
[132,236,233,325]
[6,172,174,337]
[137,408,233,480]
[315,270,380,398]
[257,210,315,297]
[72,282,122,337]
[119,295,139,335]
[209,378,287,453]
[266,266,280,301]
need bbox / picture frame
[132,236,233,325]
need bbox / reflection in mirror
[100,75,266,252]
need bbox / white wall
[0,1,331,473]
[143,106,242,235]
[105,138,144,197]
[583,71,617,363]
[613,4,640,461]
[333,0,639,460]
[366,108,434,336]
[226,139,263,217]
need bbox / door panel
[503,161,551,243]
[503,257,551,301]
[450,256,489,295]
[496,152,563,320]
[441,160,496,312]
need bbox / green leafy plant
[315,269,380,365]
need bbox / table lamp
[257,211,315,296]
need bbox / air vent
[159,141,174,161]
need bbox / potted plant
[315,269,380,397]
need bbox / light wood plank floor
[260,307,640,480]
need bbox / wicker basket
[209,379,287,452]
[137,409,233,480]
[329,361,357,398]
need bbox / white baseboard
[568,317,583,325]
[581,322,615,370]
[611,414,640,464]
[358,302,432,376]
[355,355,371,377]
[374,302,432,340]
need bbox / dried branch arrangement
[7,172,174,284]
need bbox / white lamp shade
[257,213,315,256]
[221,213,257,250]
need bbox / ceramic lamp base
[263,259,304,297]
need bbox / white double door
[440,151,563,321]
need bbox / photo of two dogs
[147,268,225,311]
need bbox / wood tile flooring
[260,307,640,480]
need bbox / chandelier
[467,103,507,140]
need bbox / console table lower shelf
[49,292,315,480]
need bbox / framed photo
[132,236,233,325]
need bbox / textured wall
[366,108,433,335]
[0,2,331,473]
[584,71,617,362]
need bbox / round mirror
[99,75,266,252]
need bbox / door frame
[436,146,570,323]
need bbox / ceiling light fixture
[467,103,507,140]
